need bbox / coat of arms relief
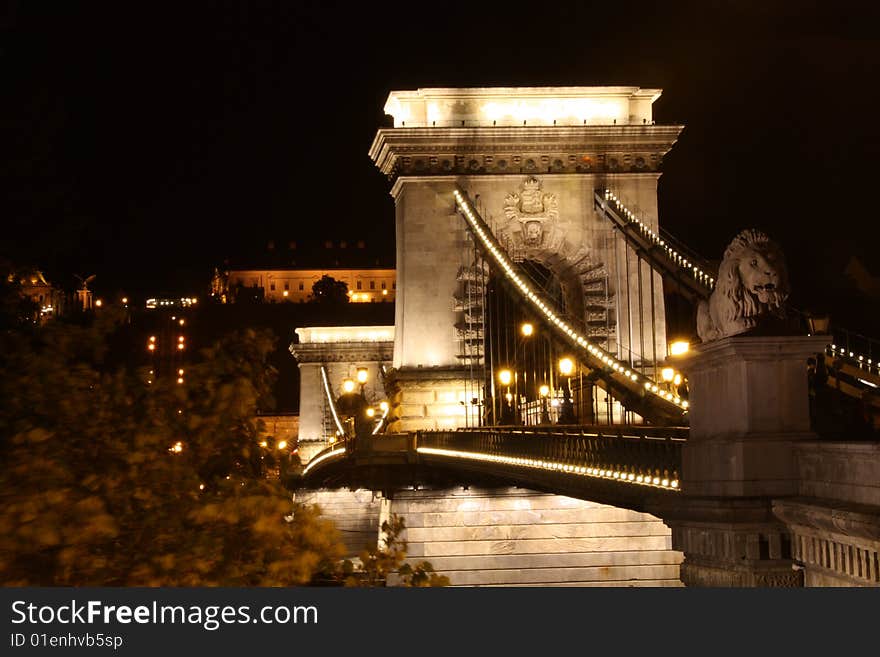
[502,177,559,248]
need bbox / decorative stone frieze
[369,126,683,178]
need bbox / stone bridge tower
[370,87,683,431]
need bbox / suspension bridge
[292,87,880,587]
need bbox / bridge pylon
[370,87,683,430]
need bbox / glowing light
[178,368,184,376]
[302,446,347,476]
[277,440,288,450]
[177,343,184,351]
[179,318,185,326]
[259,440,268,448]
[149,335,156,343]
[177,377,184,384]
[669,341,690,356]
[342,379,356,394]
[356,367,369,384]
[673,374,682,386]
[283,290,289,297]
[147,343,155,352]
[121,297,128,304]
[169,441,183,454]
[178,336,185,343]
[559,358,574,376]
[521,322,534,337]
[379,401,389,412]
[498,369,512,386]
[661,367,675,382]
[539,384,550,397]
[95,299,103,307]
[366,408,376,418]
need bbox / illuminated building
[214,239,396,304]
[223,267,396,304]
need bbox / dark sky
[3,1,880,333]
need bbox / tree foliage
[0,311,346,585]
[310,275,349,304]
[341,515,450,588]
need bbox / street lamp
[558,357,576,424]
[356,366,368,394]
[520,322,534,337]
[539,384,551,424]
[342,378,355,394]
[498,369,513,424]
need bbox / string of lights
[828,344,880,379]
[602,189,715,289]
[453,188,689,416]
[416,446,679,491]
[302,445,347,476]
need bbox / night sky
[4,2,880,334]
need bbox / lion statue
[696,229,790,342]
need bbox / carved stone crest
[503,177,559,247]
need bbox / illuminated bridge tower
[370,87,683,431]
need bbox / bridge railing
[416,427,684,492]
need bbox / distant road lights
[178,368,184,376]
[521,322,534,337]
[342,378,356,394]
[121,297,128,304]
[179,318,185,326]
[95,299,103,307]
[669,341,690,356]
[177,377,184,384]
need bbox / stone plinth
[653,334,828,586]
[385,367,478,432]
[677,334,827,497]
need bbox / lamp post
[498,369,513,424]
[558,357,576,424]
[519,322,534,423]
[356,367,368,397]
[539,384,551,424]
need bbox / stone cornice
[290,340,394,364]
[388,172,661,201]
[369,125,684,178]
